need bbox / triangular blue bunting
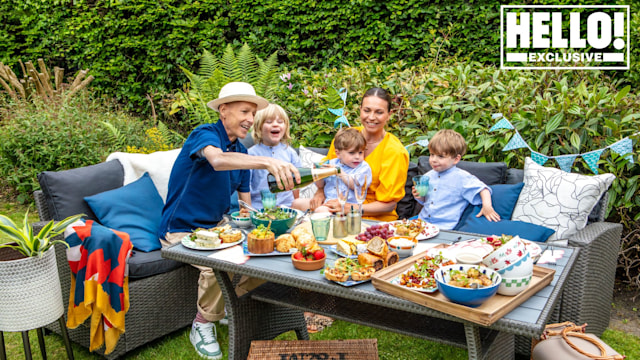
[582,149,605,174]
[338,88,347,102]
[333,115,349,128]
[492,113,503,120]
[609,138,634,164]
[555,155,578,173]
[531,151,549,166]
[503,133,528,151]
[490,118,515,132]
[327,108,344,117]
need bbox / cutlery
[238,200,276,220]
[292,209,310,228]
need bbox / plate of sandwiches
[182,225,245,250]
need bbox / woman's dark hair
[361,87,392,111]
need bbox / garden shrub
[0,92,150,202]
[1,0,636,111]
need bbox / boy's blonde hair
[334,127,366,151]
[251,103,292,145]
[428,129,467,158]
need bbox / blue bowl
[435,264,501,307]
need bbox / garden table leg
[0,331,6,360]
[36,328,46,360]
[21,331,32,360]
[464,324,482,360]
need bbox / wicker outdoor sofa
[30,146,621,359]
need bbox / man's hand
[266,159,301,191]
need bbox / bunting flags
[490,113,638,174]
[555,155,578,173]
[328,88,350,128]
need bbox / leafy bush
[0,92,149,202]
[1,0,636,111]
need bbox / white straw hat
[207,82,269,112]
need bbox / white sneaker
[190,321,222,359]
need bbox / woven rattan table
[162,229,577,360]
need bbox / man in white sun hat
[158,82,300,359]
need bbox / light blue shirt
[324,158,372,204]
[248,142,301,209]
[417,166,489,230]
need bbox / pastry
[220,229,242,243]
[275,234,296,253]
[335,257,360,273]
[357,253,384,271]
[336,239,353,256]
[324,267,349,282]
[384,251,399,267]
[247,225,275,254]
[295,233,317,251]
[367,236,388,258]
[291,224,313,240]
[350,266,376,281]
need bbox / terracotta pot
[0,245,64,331]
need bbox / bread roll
[367,236,388,258]
[275,234,296,253]
[291,225,312,240]
[296,233,317,251]
[358,253,384,271]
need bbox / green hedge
[2,0,636,111]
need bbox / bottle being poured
[267,167,341,193]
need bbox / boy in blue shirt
[413,129,500,230]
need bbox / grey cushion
[417,156,507,185]
[127,249,185,279]
[37,160,124,221]
[506,168,524,184]
[396,162,419,219]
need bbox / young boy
[293,127,372,213]
[413,129,500,229]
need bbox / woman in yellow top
[312,87,409,222]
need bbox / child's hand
[411,186,424,201]
[477,205,500,222]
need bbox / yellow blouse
[325,127,409,221]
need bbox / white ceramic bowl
[482,236,526,271]
[455,252,483,265]
[386,236,417,258]
[498,273,533,296]
[434,264,501,307]
[497,250,534,278]
[230,211,251,228]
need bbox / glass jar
[347,208,361,235]
[332,213,348,238]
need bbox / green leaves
[0,211,84,258]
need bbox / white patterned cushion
[298,146,326,198]
[511,157,615,241]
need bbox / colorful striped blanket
[64,220,133,354]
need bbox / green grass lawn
[2,202,639,359]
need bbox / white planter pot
[0,246,64,332]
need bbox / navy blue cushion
[455,183,525,230]
[85,173,163,252]
[456,215,555,242]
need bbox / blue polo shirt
[158,121,250,237]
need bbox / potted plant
[0,211,83,332]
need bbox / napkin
[536,249,564,264]
[208,245,249,264]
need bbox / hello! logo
[501,5,630,70]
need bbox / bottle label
[312,168,338,182]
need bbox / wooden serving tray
[371,251,555,326]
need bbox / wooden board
[371,251,555,326]
[298,220,368,245]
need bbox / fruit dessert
[247,224,275,254]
